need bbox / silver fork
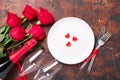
[87,32,112,72]
[80,32,112,71]
[95,32,112,49]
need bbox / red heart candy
[72,36,78,42]
[66,41,71,47]
[65,33,70,39]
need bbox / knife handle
[87,54,96,72]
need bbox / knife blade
[87,26,105,72]
[98,26,105,40]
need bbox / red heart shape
[66,41,71,47]
[65,33,70,39]
[72,36,78,42]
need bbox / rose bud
[23,5,38,20]
[28,24,46,40]
[6,12,22,27]
[37,7,55,25]
[10,26,26,42]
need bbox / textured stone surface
[0,0,120,80]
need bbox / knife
[98,26,105,42]
[87,26,105,72]
[80,26,105,70]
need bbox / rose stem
[7,35,32,50]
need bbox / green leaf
[3,26,10,35]
[22,20,30,29]
[0,54,7,58]
[0,34,5,42]
[0,43,3,54]
[36,43,43,49]
[29,43,43,52]
[0,25,6,33]
[33,43,43,50]
[1,34,10,44]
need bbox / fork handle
[83,49,98,62]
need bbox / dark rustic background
[0,0,120,80]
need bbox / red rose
[7,12,22,27]
[10,26,26,42]
[28,24,46,40]
[23,5,38,20]
[38,7,55,25]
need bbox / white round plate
[47,17,95,65]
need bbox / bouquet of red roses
[0,5,55,58]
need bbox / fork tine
[102,32,111,41]
[102,32,109,38]
[102,33,109,40]
[105,33,111,41]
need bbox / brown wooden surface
[0,0,120,80]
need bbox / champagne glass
[19,49,46,76]
[34,63,62,80]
